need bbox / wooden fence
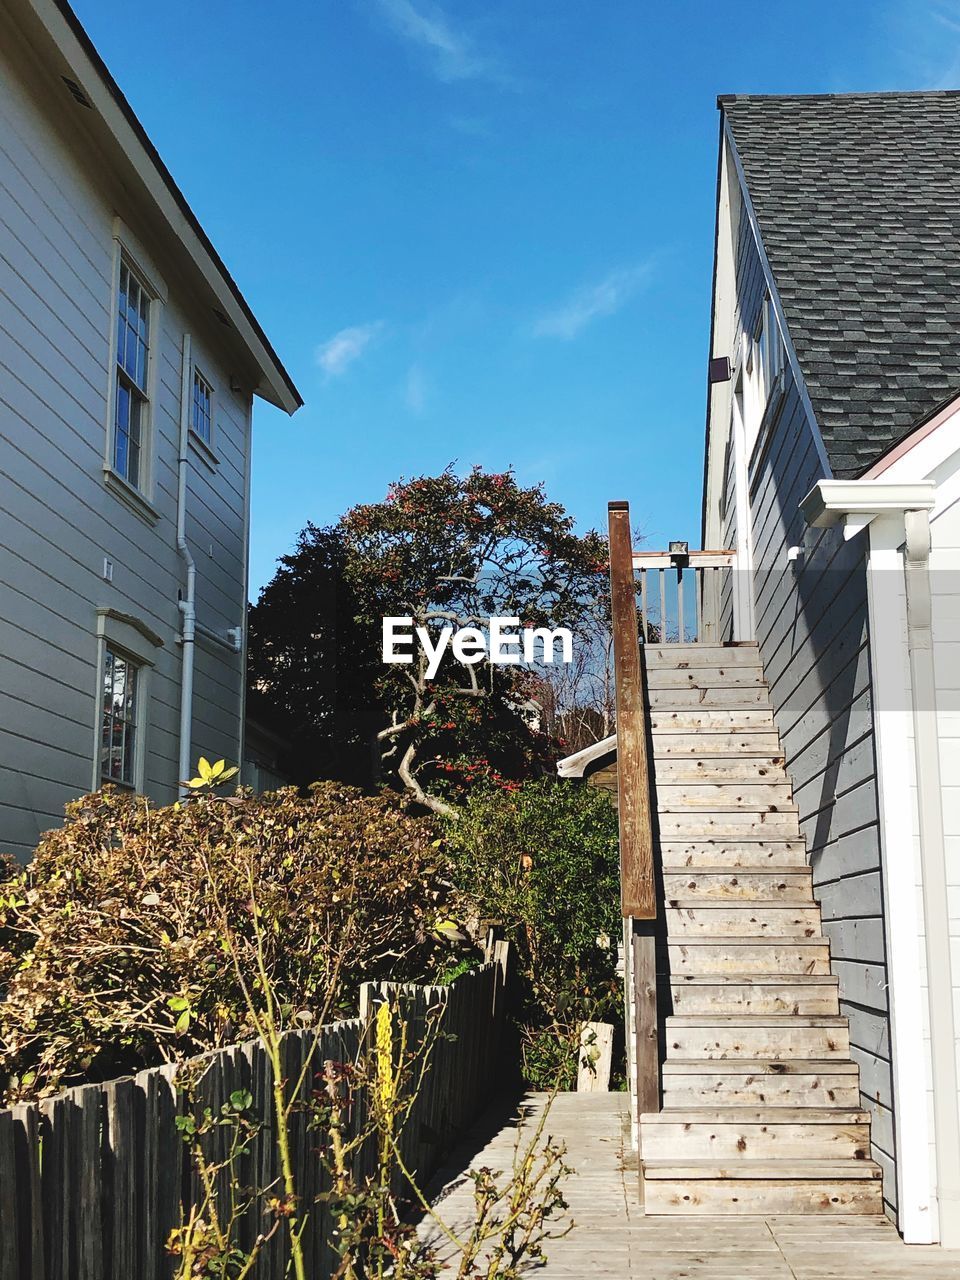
[0,951,508,1280]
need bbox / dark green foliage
[444,780,621,1088]
[246,524,384,787]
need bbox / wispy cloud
[370,0,502,83]
[532,264,652,341]
[405,363,428,413]
[883,0,960,87]
[315,322,385,378]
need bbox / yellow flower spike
[375,1001,395,1120]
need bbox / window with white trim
[192,368,213,445]
[113,259,151,487]
[742,296,784,457]
[100,647,140,786]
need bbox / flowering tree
[340,466,608,815]
[249,467,608,814]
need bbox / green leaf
[175,1008,191,1033]
[167,995,190,1012]
[229,1089,253,1111]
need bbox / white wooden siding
[0,30,252,857]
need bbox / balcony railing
[631,549,737,644]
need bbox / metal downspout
[177,334,196,796]
[903,506,960,1246]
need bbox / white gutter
[803,478,960,1246]
[177,334,197,796]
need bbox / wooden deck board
[422,1094,960,1278]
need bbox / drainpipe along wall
[177,334,197,796]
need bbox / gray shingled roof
[723,92,960,477]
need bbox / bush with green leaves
[444,779,620,1088]
[0,782,448,1102]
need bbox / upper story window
[742,296,784,457]
[755,297,784,407]
[100,646,140,787]
[114,259,151,488]
[192,369,213,445]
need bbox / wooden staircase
[638,642,883,1216]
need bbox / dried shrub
[0,782,446,1102]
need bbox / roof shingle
[723,92,960,476]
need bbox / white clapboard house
[560,93,960,1244]
[0,0,301,859]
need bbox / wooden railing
[631,549,737,644]
[0,955,508,1280]
[607,502,659,1130]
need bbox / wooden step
[658,811,800,839]
[652,733,783,756]
[655,781,793,808]
[662,868,813,902]
[654,757,787,782]
[670,975,839,1015]
[665,1015,850,1060]
[643,644,761,667]
[661,1060,862,1108]
[641,1160,883,1215]
[640,1110,871,1160]
[645,667,769,688]
[647,687,770,709]
[651,709,775,733]
[660,839,808,868]
[668,937,830,976]
[665,904,820,937]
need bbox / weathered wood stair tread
[664,871,814,901]
[668,1014,846,1026]
[672,974,837,986]
[665,865,811,875]
[667,934,827,945]
[642,1159,881,1180]
[648,1107,869,1123]
[662,1058,859,1075]
[658,802,798,814]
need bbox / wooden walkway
[423,1093,960,1278]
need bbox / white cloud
[532,264,652,341]
[315,322,384,378]
[883,1,960,88]
[371,0,499,83]
[405,363,428,413]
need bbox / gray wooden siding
[729,216,896,1214]
[0,31,252,859]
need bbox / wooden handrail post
[608,501,655,919]
[608,501,660,1128]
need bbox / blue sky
[75,0,960,595]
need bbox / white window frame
[742,295,785,461]
[103,223,165,524]
[99,645,142,788]
[190,364,218,461]
[92,608,162,793]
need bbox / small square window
[114,258,151,488]
[100,647,140,786]
[192,370,213,445]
